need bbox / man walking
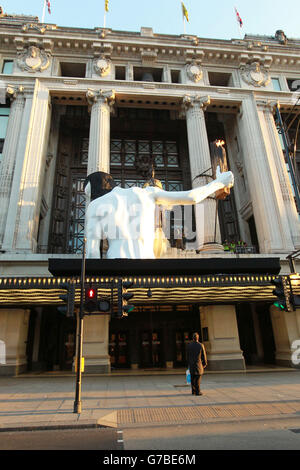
[187,332,207,396]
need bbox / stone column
[82,315,110,373]
[86,89,115,175]
[183,95,223,252]
[263,101,300,249]
[0,309,30,376]
[12,81,52,252]
[237,95,294,253]
[200,304,245,371]
[0,86,25,248]
[270,305,300,368]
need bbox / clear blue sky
[4,0,300,41]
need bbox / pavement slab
[0,369,300,431]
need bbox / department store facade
[0,14,299,375]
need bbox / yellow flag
[181,2,189,22]
[105,0,109,12]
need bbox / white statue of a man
[84,166,234,259]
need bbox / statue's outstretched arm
[154,166,234,206]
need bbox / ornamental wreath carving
[240,61,270,88]
[186,62,203,83]
[17,46,51,73]
[93,56,112,77]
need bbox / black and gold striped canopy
[0,274,297,306]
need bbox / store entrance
[109,331,130,368]
[109,305,200,369]
[28,307,76,372]
[236,302,276,366]
[140,330,162,368]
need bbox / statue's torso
[87,186,157,259]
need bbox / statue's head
[84,171,116,201]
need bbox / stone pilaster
[237,95,294,253]
[0,86,25,248]
[0,309,30,376]
[3,81,52,252]
[86,89,115,175]
[270,305,300,368]
[183,95,223,251]
[81,315,110,373]
[200,305,245,371]
[263,101,300,249]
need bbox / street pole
[73,237,86,414]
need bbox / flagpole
[41,0,46,23]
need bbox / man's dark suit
[187,340,207,395]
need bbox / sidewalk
[0,369,300,432]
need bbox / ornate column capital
[86,89,115,109]
[256,99,280,114]
[182,94,211,113]
[6,85,25,102]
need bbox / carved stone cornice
[182,94,211,113]
[21,23,57,34]
[86,89,115,109]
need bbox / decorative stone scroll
[21,23,57,34]
[17,46,51,73]
[93,56,112,77]
[86,88,115,108]
[182,94,211,113]
[185,62,203,83]
[240,61,270,88]
[6,84,25,100]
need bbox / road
[0,418,299,452]
[122,418,300,451]
[0,427,123,450]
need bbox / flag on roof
[235,7,243,27]
[105,0,109,12]
[181,2,189,22]
[47,0,51,14]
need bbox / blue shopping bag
[186,369,191,385]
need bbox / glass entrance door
[175,331,193,367]
[140,330,162,368]
[109,331,129,368]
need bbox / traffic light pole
[73,237,86,414]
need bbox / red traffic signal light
[84,285,111,314]
[84,286,98,312]
[87,288,96,299]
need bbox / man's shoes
[195,392,203,396]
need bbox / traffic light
[58,281,75,317]
[115,279,135,318]
[84,285,98,313]
[84,284,111,314]
[271,276,292,312]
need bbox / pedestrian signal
[84,285,111,313]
